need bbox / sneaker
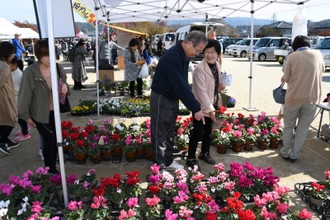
[15,127,31,136]
[14,134,31,142]
[166,161,184,171]
[160,169,170,176]
[186,158,200,170]
[7,140,20,150]
[0,143,10,155]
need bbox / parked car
[221,38,243,53]
[225,40,243,55]
[315,36,330,68]
[230,38,259,57]
[247,37,290,61]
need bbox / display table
[314,102,330,138]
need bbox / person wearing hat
[11,33,27,70]
[72,38,91,90]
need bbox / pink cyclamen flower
[31,201,43,214]
[214,163,225,172]
[150,163,160,174]
[165,209,178,220]
[146,195,161,206]
[35,167,49,175]
[298,208,313,219]
[276,202,289,214]
[126,197,139,208]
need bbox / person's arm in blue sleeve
[13,39,26,53]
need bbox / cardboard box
[99,70,115,82]
[118,56,125,69]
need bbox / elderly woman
[0,42,19,155]
[186,39,226,169]
[124,38,145,98]
[280,35,324,162]
[18,39,69,174]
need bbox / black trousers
[150,91,178,169]
[18,118,29,135]
[187,116,213,159]
[129,78,143,97]
[0,125,14,143]
[33,111,58,173]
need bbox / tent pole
[95,5,100,117]
[244,0,258,111]
[107,13,111,65]
[46,0,68,206]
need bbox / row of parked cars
[223,36,330,68]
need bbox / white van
[315,36,330,68]
[163,32,176,50]
[175,22,225,42]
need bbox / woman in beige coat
[186,39,226,169]
[0,42,19,155]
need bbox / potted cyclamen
[230,130,245,152]
[211,129,230,154]
[268,126,282,149]
[243,127,257,151]
[88,143,102,164]
[308,182,328,209]
[73,139,88,164]
[125,135,138,162]
[257,128,270,150]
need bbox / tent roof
[0,17,21,39]
[80,0,330,23]
[20,28,39,39]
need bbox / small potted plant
[211,129,231,154]
[256,128,270,150]
[88,143,102,164]
[268,126,282,148]
[243,127,257,151]
[309,182,328,208]
[63,200,86,220]
[230,130,245,152]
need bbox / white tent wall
[0,17,21,39]
[20,28,39,39]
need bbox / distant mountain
[167,17,272,27]
[223,17,272,27]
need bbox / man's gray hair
[184,31,208,47]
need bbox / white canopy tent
[78,0,329,110]
[20,28,39,39]
[0,17,21,39]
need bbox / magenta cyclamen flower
[66,174,77,184]
[148,174,162,184]
[30,185,42,194]
[233,130,242,138]
[90,196,108,209]
[9,175,20,185]
[126,197,139,208]
[50,174,61,185]
[0,183,14,195]
[35,167,49,175]
[207,200,220,212]
[173,191,189,204]
[67,200,83,211]
[246,128,255,135]
[261,128,269,136]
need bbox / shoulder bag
[273,82,286,104]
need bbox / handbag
[60,96,71,113]
[56,63,71,113]
[273,82,286,104]
[138,63,149,78]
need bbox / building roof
[262,21,292,29]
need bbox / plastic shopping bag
[138,63,149,78]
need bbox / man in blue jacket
[150,31,207,173]
[12,33,27,70]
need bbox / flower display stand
[294,182,330,218]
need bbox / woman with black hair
[124,38,145,98]
[186,39,226,169]
[0,42,19,155]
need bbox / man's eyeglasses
[194,47,204,54]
